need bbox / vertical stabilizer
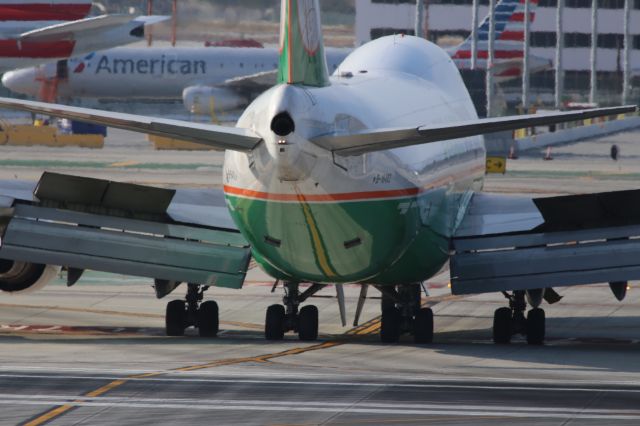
[451,0,538,63]
[277,0,330,87]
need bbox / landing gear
[265,304,285,340]
[265,281,324,341]
[493,291,545,345]
[166,300,186,336]
[526,307,545,345]
[377,284,433,344]
[165,283,218,337]
[298,305,319,341]
[380,307,401,343]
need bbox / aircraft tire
[380,307,401,343]
[526,308,545,345]
[265,304,285,340]
[493,307,512,344]
[197,300,219,337]
[298,305,319,341]
[166,300,186,336]
[413,307,434,344]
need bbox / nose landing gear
[493,290,545,345]
[265,281,324,341]
[165,283,219,337]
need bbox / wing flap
[0,204,250,289]
[0,97,262,152]
[0,174,251,289]
[451,226,640,295]
[224,70,278,89]
[451,189,640,295]
[313,105,638,156]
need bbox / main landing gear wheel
[378,284,432,344]
[526,308,545,345]
[265,304,285,340]
[493,291,546,345]
[298,305,319,341]
[164,284,219,337]
[265,281,325,341]
[413,307,434,344]
[166,300,186,336]
[197,300,219,337]
[493,307,512,344]
[381,307,401,343]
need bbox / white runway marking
[3,365,639,388]
[0,373,639,393]
[0,394,638,420]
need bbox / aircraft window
[220,63,224,68]
[240,63,244,68]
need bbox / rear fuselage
[224,36,486,285]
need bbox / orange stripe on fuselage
[223,185,420,202]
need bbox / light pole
[622,0,631,105]
[589,0,598,104]
[486,0,495,117]
[522,0,531,112]
[555,0,564,109]
[471,0,479,70]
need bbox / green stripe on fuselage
[225,194,450,285]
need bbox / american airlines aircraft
[0,0,165,73]
[3,0,548,114]
[0,0,636,345]
[2,45,352,112]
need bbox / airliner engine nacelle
[0,260,59,294]
[182,86,246,116]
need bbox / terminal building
[355,0,640,108]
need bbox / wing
[0,173,251,296]
[18,15,166,41]
[312,105,638,156]
[0,97,262,152]
[451,190,640,296]
[224,70,278,91]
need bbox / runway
[1,128,640,424]
[3,369,640,425]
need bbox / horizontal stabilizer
[0,97,262,152]
[312,105,638,156]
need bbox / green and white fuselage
[224,34,486,286]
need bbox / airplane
[2,0,548,114]
[448,0,551,81]
[0,0,166,73]
[0,0,636,346]
[1,45,352,113]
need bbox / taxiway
[0,127,640,425]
